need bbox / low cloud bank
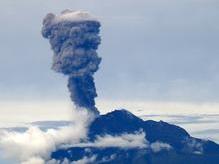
[0,109,92,164]
[70,131,148,149]
[0,122,171,164]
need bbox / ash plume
[41,10,101,114]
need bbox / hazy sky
[0,0,219,103]
[1,2,219,163]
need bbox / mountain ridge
[51,109,219,163]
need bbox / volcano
[51,109,219,164]
[41,10,219,164]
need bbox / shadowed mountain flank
[52,109,219,164]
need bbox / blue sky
[0,0,219,108]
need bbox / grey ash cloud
[42,10,101,114]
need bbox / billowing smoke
[42,10,101,114]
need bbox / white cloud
[21,157,45,164]
[150,142,172,153]
[72,155,97,164]
[0,108,172,163]
[71,131,148,149]
[0,109,92,164]
[47,158,69,164]
[47,155,97,164]
[98,154,117,163]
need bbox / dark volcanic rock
[51,109,219,163]
[88,109,144,139]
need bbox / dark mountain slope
[51,109,219,163]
